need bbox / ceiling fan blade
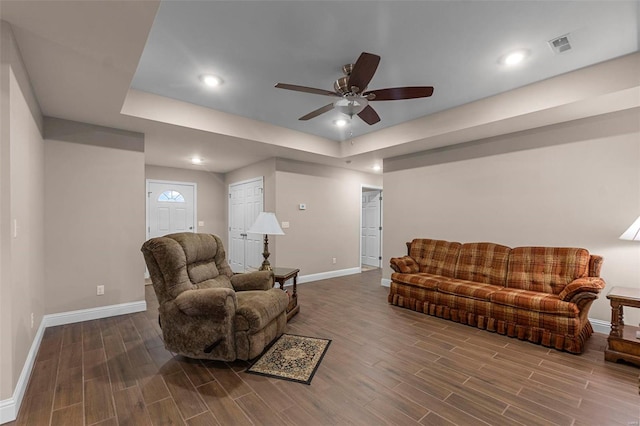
[348,52,380,93]
[275,83,339,97]
[358,105,381,125]
[364,86,434,101]
[299,103,335,121]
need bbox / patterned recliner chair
[141,232,289,361]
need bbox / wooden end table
[273,267,300,321]
[605,286,640,369]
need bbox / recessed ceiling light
[372,164,382,172]
[334,119,348,127]
[191,157,203,165]
[501,49,529,66]
[200,74,222,87]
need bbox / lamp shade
[247,212,284,235]
[619,215,640,241]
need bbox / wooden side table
[273,267,300,321]
[605,286,640,368]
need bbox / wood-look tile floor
[9,270,640,425]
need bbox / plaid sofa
[389,239,606,354]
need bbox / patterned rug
[246,334,331,385]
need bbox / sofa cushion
[390,256,419,274]
[506,247,590,294]
[188,261,219,284]
[234,289,289,332]
[391,272,441,290]
[490,288,579,317]
[193,275,233,290]
[454,242,510,286]
[437,279,503,301]
[409,239,461,278]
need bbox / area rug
[246,334,331,385]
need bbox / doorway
[361,186,382,270]
[228,177,264,273]
[146,180,197,240]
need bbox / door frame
[228,176,264,272]
[360,184,383,269]
[145,179,198,240]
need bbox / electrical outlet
[30,313,34,329]
[97,285,105,295]
[332,257,337,264]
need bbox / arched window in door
[158,190,185,203]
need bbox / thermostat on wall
[299,203,306,210]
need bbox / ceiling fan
[275,52,434,125]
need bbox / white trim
[0,300,146,423]
[145,179,198,240]
[381,278,392,287]
[0,318,46,424]
[43,300,147,327]
[360,184,383,270]
[589,318,610,335]
[298,267,361,284]
[228,176,264,273]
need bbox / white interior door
[229,178,263,273]
[362,189,382,268]
[147,180,196,239]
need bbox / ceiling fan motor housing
[334,76,349,95]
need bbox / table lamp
[619,215,640,339]
[620,215,640,241]
[247,212,285,271]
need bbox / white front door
[147,180,196,239]
[229,178,263,273]
[362,189,382,268]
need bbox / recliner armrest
[174,287,236,317]
[231,270,274,292]
[558,277,606,302]
[390,256,419,274]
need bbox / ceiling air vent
[549,34,572,54]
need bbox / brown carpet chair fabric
[141,233,289,361]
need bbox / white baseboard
[297,267,361,284]
[0,300,146,424]
[589,318,610,335]
[381,278,391,288]
[0,319,45,425]
[44,300,147,328]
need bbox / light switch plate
[281,221,290,229]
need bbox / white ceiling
[1,1,639,174]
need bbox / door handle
[240,233,247,237]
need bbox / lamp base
[259,234,272,272]
[259,262,273,272]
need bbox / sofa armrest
[174,287,236,317]
[390,256,419,274]
[231,270,274,292]
[558,277,606,302]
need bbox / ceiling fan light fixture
[335,96,368,118]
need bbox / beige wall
[274,159,382,275]
[145,165,227,243]
[383,109,640,324]
[44,120,146,314]
[1,21,45,402]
